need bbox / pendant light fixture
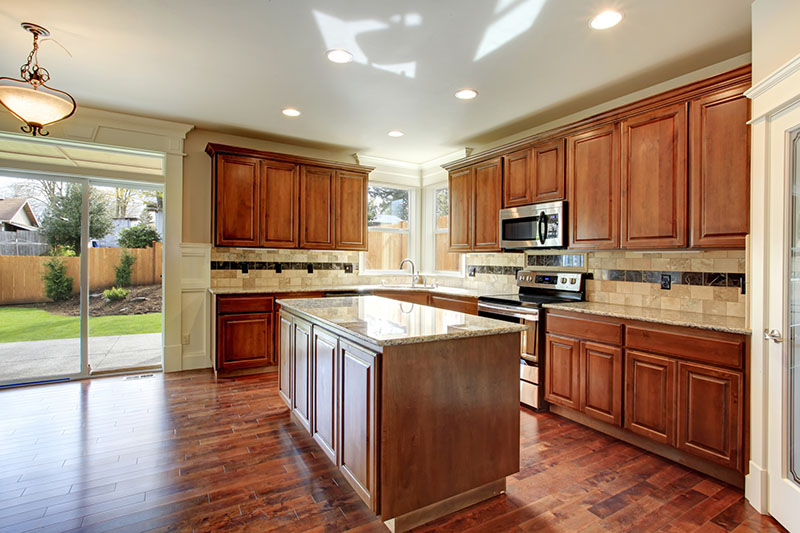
[0,23,77,136]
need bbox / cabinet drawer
[430,295,478,315]
[520,363,539,383]
[546,313,623,345]
[218,295,274,314]
[626,326,744,369]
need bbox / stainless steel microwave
[499,200,566,249]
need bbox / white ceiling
[0,1,752,163]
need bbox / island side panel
[379,332,521,520]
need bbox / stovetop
[478,270,586,308]
[479,293,573,308]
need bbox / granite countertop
[208,285,486,298]
[276,296,527,347]
[543,301,750,335]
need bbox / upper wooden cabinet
[567,124,621,249]
[690,86,750,248]
[621,103,688,249]
[207,144,373,250]
[502,148,532,207]
[299,166,336,250]
[502,140,565,208]
[448,158,502,252]
[335,171,369,251]
[214,155,260,247]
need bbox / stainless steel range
[478,271,585,411]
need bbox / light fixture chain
[20,31,50,86]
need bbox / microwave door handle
[538,212,547,245]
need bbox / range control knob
[570,278,577,285]
[560,277,567,284]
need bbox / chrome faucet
[399,258,418,287]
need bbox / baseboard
[745,461,769,513]
[182,353,213,371]
[163,343,182,372]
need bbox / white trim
[360,182,418,275]
[746,52,800,100]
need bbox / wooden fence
[0,230,49,256]
[0,242,162,304]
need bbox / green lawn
[0,307,162,343]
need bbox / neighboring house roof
[0,198,41,230]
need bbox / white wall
[752,0,800,85]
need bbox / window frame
[421,181,464,277]
[359,181,419,275]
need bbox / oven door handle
[478,302,539,321]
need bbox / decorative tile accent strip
[527,254,585,267]
[470,265,523,276]
[597,269,745,291]
[211,261,358,271]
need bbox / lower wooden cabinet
[581,342,622,426]
[544,334,581,410]
[312,327,338,463]
[292,318,312,432]
[216,312,274,371]
[339,340,378,510]
[677,361,742,469]
[624,350,677,445]
[429,295,478,315]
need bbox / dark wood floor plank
[0,369,786,533]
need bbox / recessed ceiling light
[327,49,353,64]
[281,107,301,117]
[387,130,404,137]
[455,88,478,100]
[590,10,623,30]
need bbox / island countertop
[276,295,526,347]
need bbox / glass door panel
[0,176,85,385]
[790,133,800,485]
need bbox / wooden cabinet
[335,171,368,250]
[624,350,677,445]
[339,339,379,510]
[448,167,473,251]
[216,313,273,371]
[312,327,339,463]
[292,318,312,432]
[207,144,373,250]
[581,342,622,426]
[371,290,430,306]
[502,148,532,207]
[429,294,478,315]
[260,160,299,248]
[299,166,336,250]
[567,124,621,249]
[278,313,293,406]
[214,155,260,247]
[448,158,502,252]
[690,86,750,248]
[532,139,565,202]
[621,103,688,248]
[677,362,742,469]
[544,334,581,410]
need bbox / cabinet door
[621,103,688,248]
[532,139,565,202]
[677,362,742,470]
[278,313,293,407]
[544,334,581,410]
[335,170,368,251]
[216,313,271,371]
[260,160,298,248]
[448,167,473,251]
[339,340,378,511]
[312,327,338,464]
[580,342,622,426]
[215,155,260,246]
[292,319,312,432]
[503,148,533,207]
[299,166,335,249]
[624,350,676,445]
[473,158,503,251]
[690,87,750,248]
[567,124,621,249]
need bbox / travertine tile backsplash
[209,248,746,318]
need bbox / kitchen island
[277,295,526,532]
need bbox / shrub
[42,257,73,302]
[118,224,161,248]
[48,245,76,257]
[114,250,136,287]
[103,287,130,301]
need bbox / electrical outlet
[181,334,190,345]
[344,264,353,274]
[241,263,248,274]
[468,266,477,277]
[275,263,282,274]
[660,274,671,290]
[307,263,314,274]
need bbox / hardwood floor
[0,370,786,532]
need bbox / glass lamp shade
[0,77,76,135]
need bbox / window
[363,185,413,271]
[432,186,463,274]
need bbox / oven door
[499,201,565,249]
[477,302,539,362]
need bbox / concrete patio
[0,332,161,382]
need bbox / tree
[42,256,73,301]
[118,223,161,248]
[112,188,138,217]
[41,184,113,255]
[367,186,409,226]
